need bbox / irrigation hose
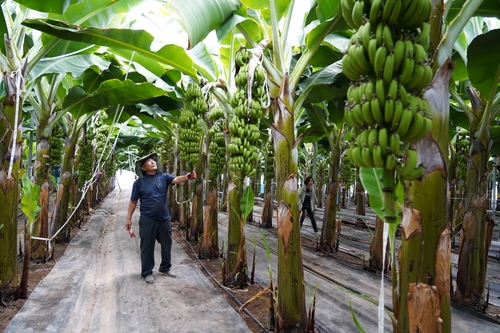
[178,228,270,333]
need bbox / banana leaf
[467,28,500,99]
[240,185,255,222]
[168,0,241,49]
[23,19,198,79]
[21,173,41,225]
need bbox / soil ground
[0,218,83,331]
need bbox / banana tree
[222,1,346,329]
[392,1,497,332]
[0,0,148,291]
[300,101,345,252]
[450,28,500,309]
[27,50,116,258]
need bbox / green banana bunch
[342,0,433,176]
[208,105,225,122]
[78,143,93,185]
[185,82,203,100]
[50,122,65,167]
[208,127,226,176]
[186,83,208,115]
[235,49,252,67]
[178,109,202,167]
[228,47,267,180]
[95,125,113,171]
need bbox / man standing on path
[125,152,196,284]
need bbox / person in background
[53,164,61,183]
[125,152,196,284]
[298,176,319,236]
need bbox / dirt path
[4,171,251,333]
[5,170,500,332]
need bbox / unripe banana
[399,57,414,85]
[351,146,366,167]
[388,79,398,100]
[399,83,409,107]
[340,0,356,29]
[382,0,396,22]
[374,45,387,76]
[370,96,384,123]
[399,149,419,177]
[368,127,379,150]
[399,0,420,25]
[384,97,395,123]
[354,44,372,73]
[383,53,395,84]
[413,43,428,63]
[404,40,414,59]
[391,99,404,129]
[342,54,359,81]
[401,112,424,142]
[352,0,365,28]
[369,0,382,25]
[358,80,367,102]
[406,64,425,91]
[365,80,375,99]
[375,77,386,106]
[357,128,370,147]
[390,132,400,155]
[408,94,421,115]
[393,39,405,71]
[378,127,389,155]
[362,146,375,168]
[386,153,397,170]
[360,22,371,51]
[420,65,434,89]
[375,22,384,46]
[396,109,413,137]
[372,144,384,168]
[368,38,378,66]
[408,115,432,142]
[388,0,402,26]
[352,103,366,128]
[401,165,424,181]
[362,100,376,125]
[382,24,394,51]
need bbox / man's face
[141,157,157,174]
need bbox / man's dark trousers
[139,216,172,278]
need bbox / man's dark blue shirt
[131,173,175,220]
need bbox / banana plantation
[1,0,500,332]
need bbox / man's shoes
[144,275,155,284]
[159,270,177,278]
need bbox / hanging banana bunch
[208,128,225,176]
[95,125,113,165]
[179,83,208,168]
[264,139,275,184]
[341,0,433,181]
[49,122,65,167]
[228,47,268,179]
[208,106,226,177]
[78,131,94,187]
